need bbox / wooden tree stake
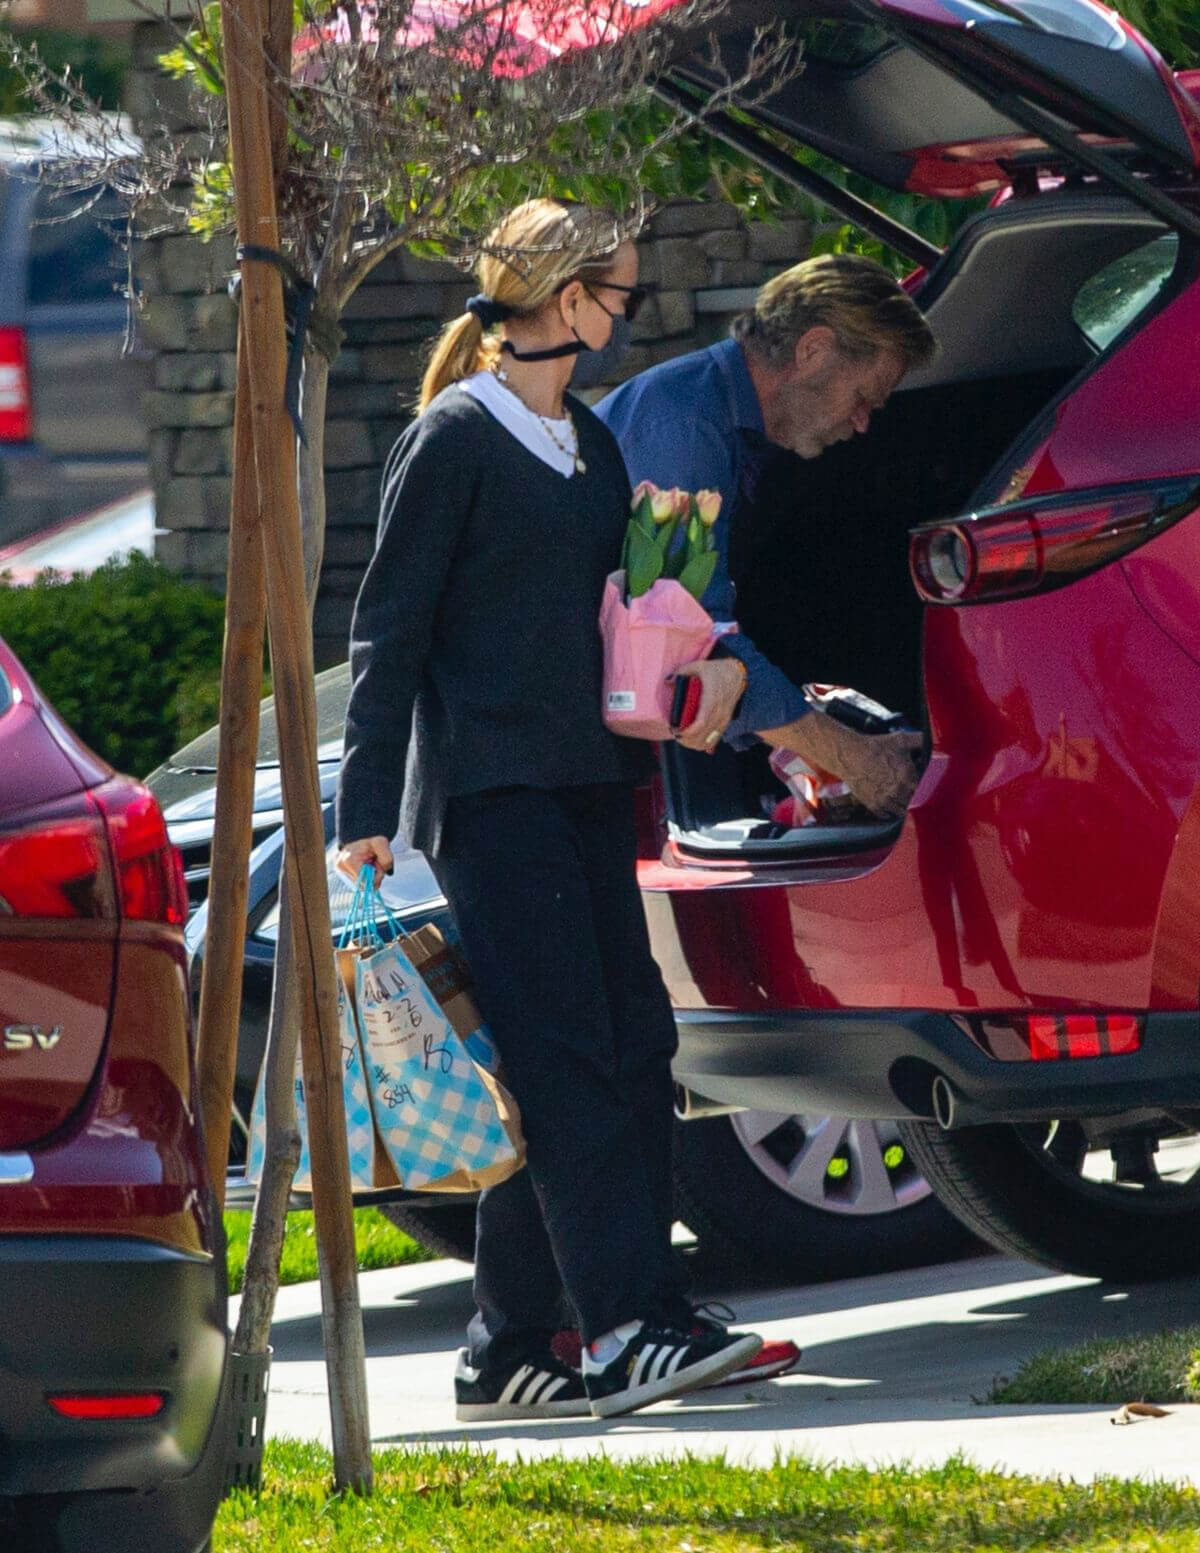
[217,0,372,1492]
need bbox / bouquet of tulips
[621,481,722,603]
[600,480,733,741]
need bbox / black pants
[430,782,685,1369]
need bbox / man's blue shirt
[595,338,810,745]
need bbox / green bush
[0,554,227,778]
[0,28,131,114]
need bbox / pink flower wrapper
[599,570,726,740]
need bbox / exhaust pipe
[673,1084,747,1122]
[931,1074,959,1131]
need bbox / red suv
[0,638,227,1552]
[638,0,1200,1282]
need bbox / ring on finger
[704,730,720,746]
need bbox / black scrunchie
[465,293,513,329]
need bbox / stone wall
[128,24,815,668]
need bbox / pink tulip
[650,487,678,524]
[695,489,722,527]
[632,479,659,507]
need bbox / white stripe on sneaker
[539,1375,567,1402]
[499,1365,534,1405]
[665,1345,688,1378]
[630,1344,659,1389]
[650,1346,676,1383]
[520,1372,551,1405]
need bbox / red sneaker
[550,1326,801,1388]
[719,1336,801,1386]
[550,1327,583,1369]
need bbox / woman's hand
[671,658,746,754]
[335,835,394,883]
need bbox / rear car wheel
[674,1112,978,1281]
[899,1116,1200,1280]
[378,1201,477,1262]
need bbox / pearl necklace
[492,365,586,475]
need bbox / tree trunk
[196,325,267,1207]
[233,904,302,1351]
[233,347,332,1360]
[298,350,330,608]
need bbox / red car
[0,637,227,1552]
[639,0,1200,1282]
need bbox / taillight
[956,1013,1143,1061]
[0,803,113,918]
[93,780,189,926]
[0,782,186,924]
[0,326,32,441]
[910,479,1200,604]
[47,1392,166,1420]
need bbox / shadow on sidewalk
[265,1251,1200,1439]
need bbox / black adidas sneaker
[454,1347,591,1422]
[582,1323,763,1419]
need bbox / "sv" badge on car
[2,1025,63,1052]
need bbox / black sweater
[336,388,649,854]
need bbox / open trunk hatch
[665,0,1200,198]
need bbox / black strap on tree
[235,243,343,445]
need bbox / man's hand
[335,835,394,883]
[671,657,746,754]
[761,709,924,820]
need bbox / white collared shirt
[458,370,577,478]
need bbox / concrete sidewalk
[239,1251,1200,1482]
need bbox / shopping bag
[392,920,501,1075]
[351,877,524,1193]
[599,569,730,740]
[245,934,379,1191]
[767,685,908,828]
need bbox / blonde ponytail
[419,311,499,412]
[417,198,626,414]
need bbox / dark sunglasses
[583,281,653,324]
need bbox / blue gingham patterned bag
[350,873,524,1193]
[245,920,378,1190]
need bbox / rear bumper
[0,1236,228,1502]
[672,1009,1200,1122]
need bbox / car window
[1073,234,1180,352]
[0,665,10,718]
[798,20,893,69]
[168,661,350,770]
[27,183,127,307]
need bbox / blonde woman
[335,199,761,1422]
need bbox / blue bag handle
[338,865,384,948]
[336,869,366,949]
[362,869,406,946]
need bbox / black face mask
[570,316,634,390]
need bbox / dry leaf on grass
[1111,1402,1171,1425]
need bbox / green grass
[992,1327,1200,1407]
[224,1209,434,1295]
[214,1443,1200,1551]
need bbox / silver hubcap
[731,1111,933,1217]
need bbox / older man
[596,252,935,817]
